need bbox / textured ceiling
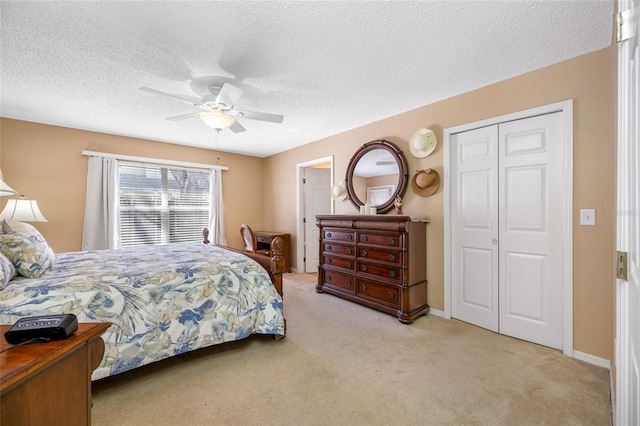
[1,1,613,158]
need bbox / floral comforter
[0,243,285,380]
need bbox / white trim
[296,156,335,272]
[443,99,574,356]
[428,308,445,318]
[82,150,229,171]
[573,350,612,370]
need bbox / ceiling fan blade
[139,87,207,110]
[165,111,201,121]
[215,83,244,109]
[232,109,284,124]
[229,121,246,133]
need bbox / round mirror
[345,140,409,214]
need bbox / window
[118,162,211,247]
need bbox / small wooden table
[0,322,111,426]
[255,231,291,272]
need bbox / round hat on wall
[330,182,347,201]
[412,169,440,197]
[409,128,437,158]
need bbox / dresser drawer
[323,254,355,271]
[357,247,401,265]
[323,229,356,243]
[323,242,355,257]
[356,278,400,308]
[358,232,402,248]
[322,270,356,294]
[357,260,402,283]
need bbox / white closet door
[498,113,564,349]
[451,125,499,332]
[451,112,565,350]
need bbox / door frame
[443,99,574,356]
[296,156,334,273]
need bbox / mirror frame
[345,139,409,214]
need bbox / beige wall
[0,43,616,361]
[0,119,265,252]
[264,45,616,360]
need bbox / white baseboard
[573,350,611,369]
[429,308,445,318]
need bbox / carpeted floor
[92,273,612,425]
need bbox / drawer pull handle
[347,281,352,287]
[327,259,332,264]
[389,254,395,261]
[362,236,368,242]
[362,265,368,272]
[348,234,353,240]
[389,238,396,245]
[346,262,352,268]
[361,284,367,291]
[327,232,332,237]
[362,250,368,257]
[347,248,353,255]
[327,275,332,281]
[390,271,396,278]
[388,292,394,299]
[327,245,332,251]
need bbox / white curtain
[208,168,227,245]
[82,156,120,250]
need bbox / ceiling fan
[139,82,284,133]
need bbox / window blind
[119,162,210,247]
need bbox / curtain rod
[81,150,229,171]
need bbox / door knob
[492,239,498,245]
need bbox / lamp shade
[0,198,48,222]
[0,179,17,197]
[199,109,236,131]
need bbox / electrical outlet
[580,209,596,225]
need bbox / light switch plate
[580,209,596,225]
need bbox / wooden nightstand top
[0,322,111,393]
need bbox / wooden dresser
[1,322,111,426]
[315,215,429,323]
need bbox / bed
[0,221,286,381]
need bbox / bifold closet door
[451,125,500,333]
[452,112,565,350]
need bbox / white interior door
[451,112,566,350]
[616,0,639,423]
[304,168,331,273]
[498,113,564,349]
[451,125,499,332]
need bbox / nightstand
[1,322,111,426]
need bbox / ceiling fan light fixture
[199,108,236,131]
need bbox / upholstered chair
[240,224,270,256]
